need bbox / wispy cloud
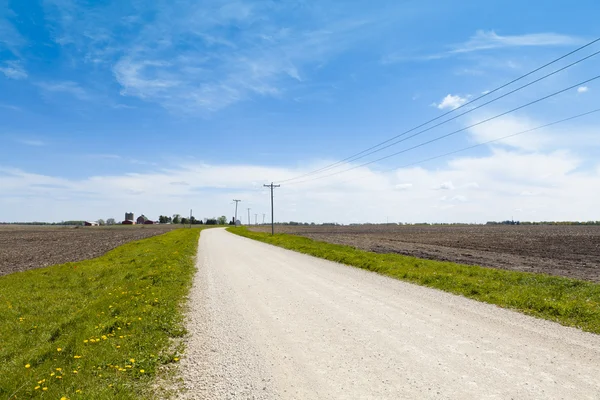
[17,139,46,147]
[44,0,376,113]
[0,103,21,111]
[450,30,582,54]
[37,81,90,100]
[384,30,583,64]
[0,60,27,79]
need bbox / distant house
[122,220,133,225]
[136,215,148,225]
[84,221,99,226]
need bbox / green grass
[229,227,600,335]
[0,227,203,399]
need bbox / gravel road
[180,228,600,399]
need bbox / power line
[339,107,600,185]
[276,37,600,184]
[286,74,600,185]
[313,49,600,173]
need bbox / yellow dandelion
[42,387,48,391]
[34,386,40,390]
[83,340,88,343]
[140,369,145,373]
[138,317,142,320]
[50,372,55,376]
[61,397,68,400]
[73,370,78,374]
[25,364,30,368]
[116,345,121,349]
[56,368,62,371]
[74,355,82,359]
[57,348,62,352]
[76,389,82,393]
[129,358,135,363]
[57,376,62,379]
[174,357,179,362]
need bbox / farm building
[143,220,155,225]
[136,215,148,225]
[84,221,99,226]
[121,220,133,225]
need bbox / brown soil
[0,225,179,276]
[249,225,600,282]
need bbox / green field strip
[0,227,202,399]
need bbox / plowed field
[249,225,600,282]
[0,225,179,276]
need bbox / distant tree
[190,216,197,224]
[159,215,168,224]
[205,218,218,225]
[106,218,116,225]
[172,214,181,224]
[217,215,227,225]
[97,219,105,225]
[181,217,189,225]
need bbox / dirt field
[250,225,600,282]
[0,225,179,276]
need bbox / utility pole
[247,208,251,226]
[263,182,280,235]
[190,209,192,228]
[262,214,266,225]
[233,199,241,225]
[255,214,257,225]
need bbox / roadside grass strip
[0,228,201,399]
[229,227,600,335]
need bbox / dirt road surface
[181,229,600,399]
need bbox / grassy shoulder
[0,227,203,399]
[228,227,600,335]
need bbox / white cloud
[1,146,600,223]
[395,183,413,190]
[435,94,467,110]
[577,86,589,93]
[437,181,454,190]
[0,61,27,79]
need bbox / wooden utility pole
[263,182,280,235]
[233,199,241,225]
[255,214,258,225]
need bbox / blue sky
[1,0,600,223]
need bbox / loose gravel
[180,228,600,399]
